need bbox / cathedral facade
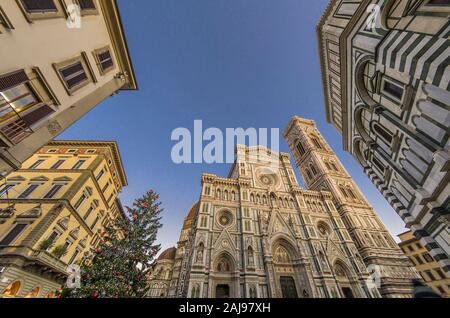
[148,117,418,298]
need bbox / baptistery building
[317,0,449,273]
[148,117,419,298]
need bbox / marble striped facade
[318,0,449,273]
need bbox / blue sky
[59,0,407,251]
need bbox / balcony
[0,246,68,276]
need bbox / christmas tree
[62,190,162,298]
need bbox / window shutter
[21,104,54,127]
[78,0,96,10]
[0,70,28,91]
[21,0,57,12]
[0,224,27,245]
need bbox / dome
[158,247,176,261]
[185,201,199,220]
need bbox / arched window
[25,287,40,298]
[191,284,200,298]
[347,188,357,199]
[296,141,306,156]
[340,186,349,198]
[331,162,338,171]
[325,162,331,170]
[311,136,323,149]
[262,195,267,204]
[256,194,261,204]
[373,123,393,144]
[223,190,228,201]
[231,191,236,201]
[310,165,317,175]
[2,281,21,297]
[306,169,313,180]
[216,189,221,199]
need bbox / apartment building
[0,140,128,298]
[398,230,449,297]
[0,0,137,175]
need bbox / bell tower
[284,116,419,297]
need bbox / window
[106,193,113,203]
[340,186,348,198]
[372,156,386,174]
[95,169,104,181]
[0,83,38,119]
[331,163,338,171]
[0,223,27,245]
[0,6,14,29]
[29,159,45,169]
[0,184,16,198]
[74,194,86,209]
[373,124,393,144]
[18,184,39,198]
[90,216,100,230]
[310,165,317,175]
[43,184,63,199]
[347,188,357,199]
[244,220,251,232]
[69,249,80,265]
[382,79,404,101]
[407,245,415,252]
[93,47,114,74]
[21,0,57,13]
[50,159,65,169]
[54,57,93,95]
[414,255,424,265]
[72,160,86,170]
[82,206,93,220]
[434,269,446,280]
[311,136,323,149]
[296,141,305,156]
[425,270,436,281]
[77,0,98,14]
[18,0,65,21]
[45,231,59,249]
[101,182,110,193]
[200,216,208,228]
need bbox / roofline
[316,0,338,125]
[47,140,128,187]
[100,0,138,91]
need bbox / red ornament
[96,248,103,254]
[91,291,99,299]
[133,214,139,220]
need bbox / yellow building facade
[0,140,127,298]
[398,231,449,298]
